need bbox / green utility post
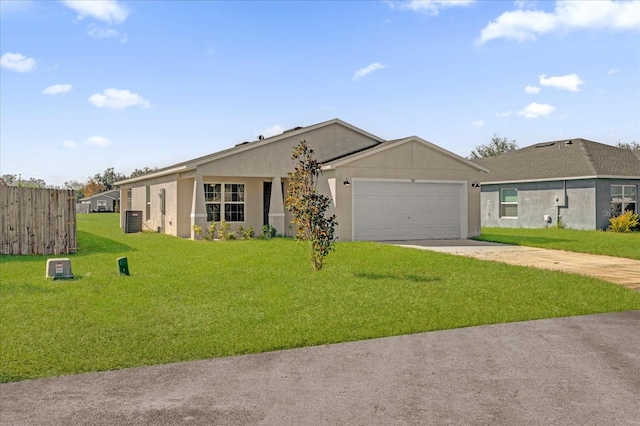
[117,257,130,276]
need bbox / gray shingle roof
[473,138,640,183]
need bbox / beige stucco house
[116,119,487,241]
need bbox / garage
[352,179,467,241]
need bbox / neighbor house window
[500,188,518,218]
[204,183,244,222]
[610,185,637,217]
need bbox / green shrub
[243,226,255,240]
[608,210,639,233]
[261,224,277,239]
[217,220,231,240]
[205,223,218,240]
[191,224,204,239]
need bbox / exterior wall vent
[535,142,555,148]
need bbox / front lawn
[1,214,639,382]
[476,227,640,260]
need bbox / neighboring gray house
[78,189,120,213]
[473,139,639,230]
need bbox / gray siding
[481,178,640,230]
[481,180,596,230]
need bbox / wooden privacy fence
[0,186,77,255]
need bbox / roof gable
[116,119,384,185]
[323,136,488,172]
[474,138,640,183]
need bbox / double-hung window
[610,185,637,217]
[500,188,518,218]
[224,183,245,222]
[204,183,245,222]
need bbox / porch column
[190,173,207,239]
[268,176,285,236]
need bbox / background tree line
[0,166,157,202]
[469,136,638,159]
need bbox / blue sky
[1,0,639,186]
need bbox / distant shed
[78,189,120,213]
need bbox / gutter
[481,175,640,185]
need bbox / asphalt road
[2,311,639,425]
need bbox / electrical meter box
[46,258,74,280]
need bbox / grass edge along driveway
[475,227,640,260]
[1,214,639,382]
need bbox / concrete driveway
[392,240,640,291]
[1,311,639,425]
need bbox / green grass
[1,214,639,382]
[476,227,640,260]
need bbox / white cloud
[87,24,127,42]
[0,52,36,72]
[43,84,73,95]
[525,85,540,94]
[539,73,584,91]
[478,0,640,44]
[85,136,112,147]
[61,0,129,24]
[261,125,284,138]
[88,88,150,110]
[63,140,77,149]
[471,119,484,128]
[518,102,556,118]
[496,110,512,118]
[393,0,475,16]
[353,62,388,81]
[607,67,620,75]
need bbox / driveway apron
[392,240,640,291]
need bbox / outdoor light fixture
[471,181,480,188]
[343,179,351,186]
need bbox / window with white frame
[204,183,245,222]
[610,185,637,217]
[500,188,518,218]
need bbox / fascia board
[115,165,188,185]
[481,175,640,185]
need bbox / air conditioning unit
[124,210,143,233]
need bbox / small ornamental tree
[285,140,338,270]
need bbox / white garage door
[353,180,465,241]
